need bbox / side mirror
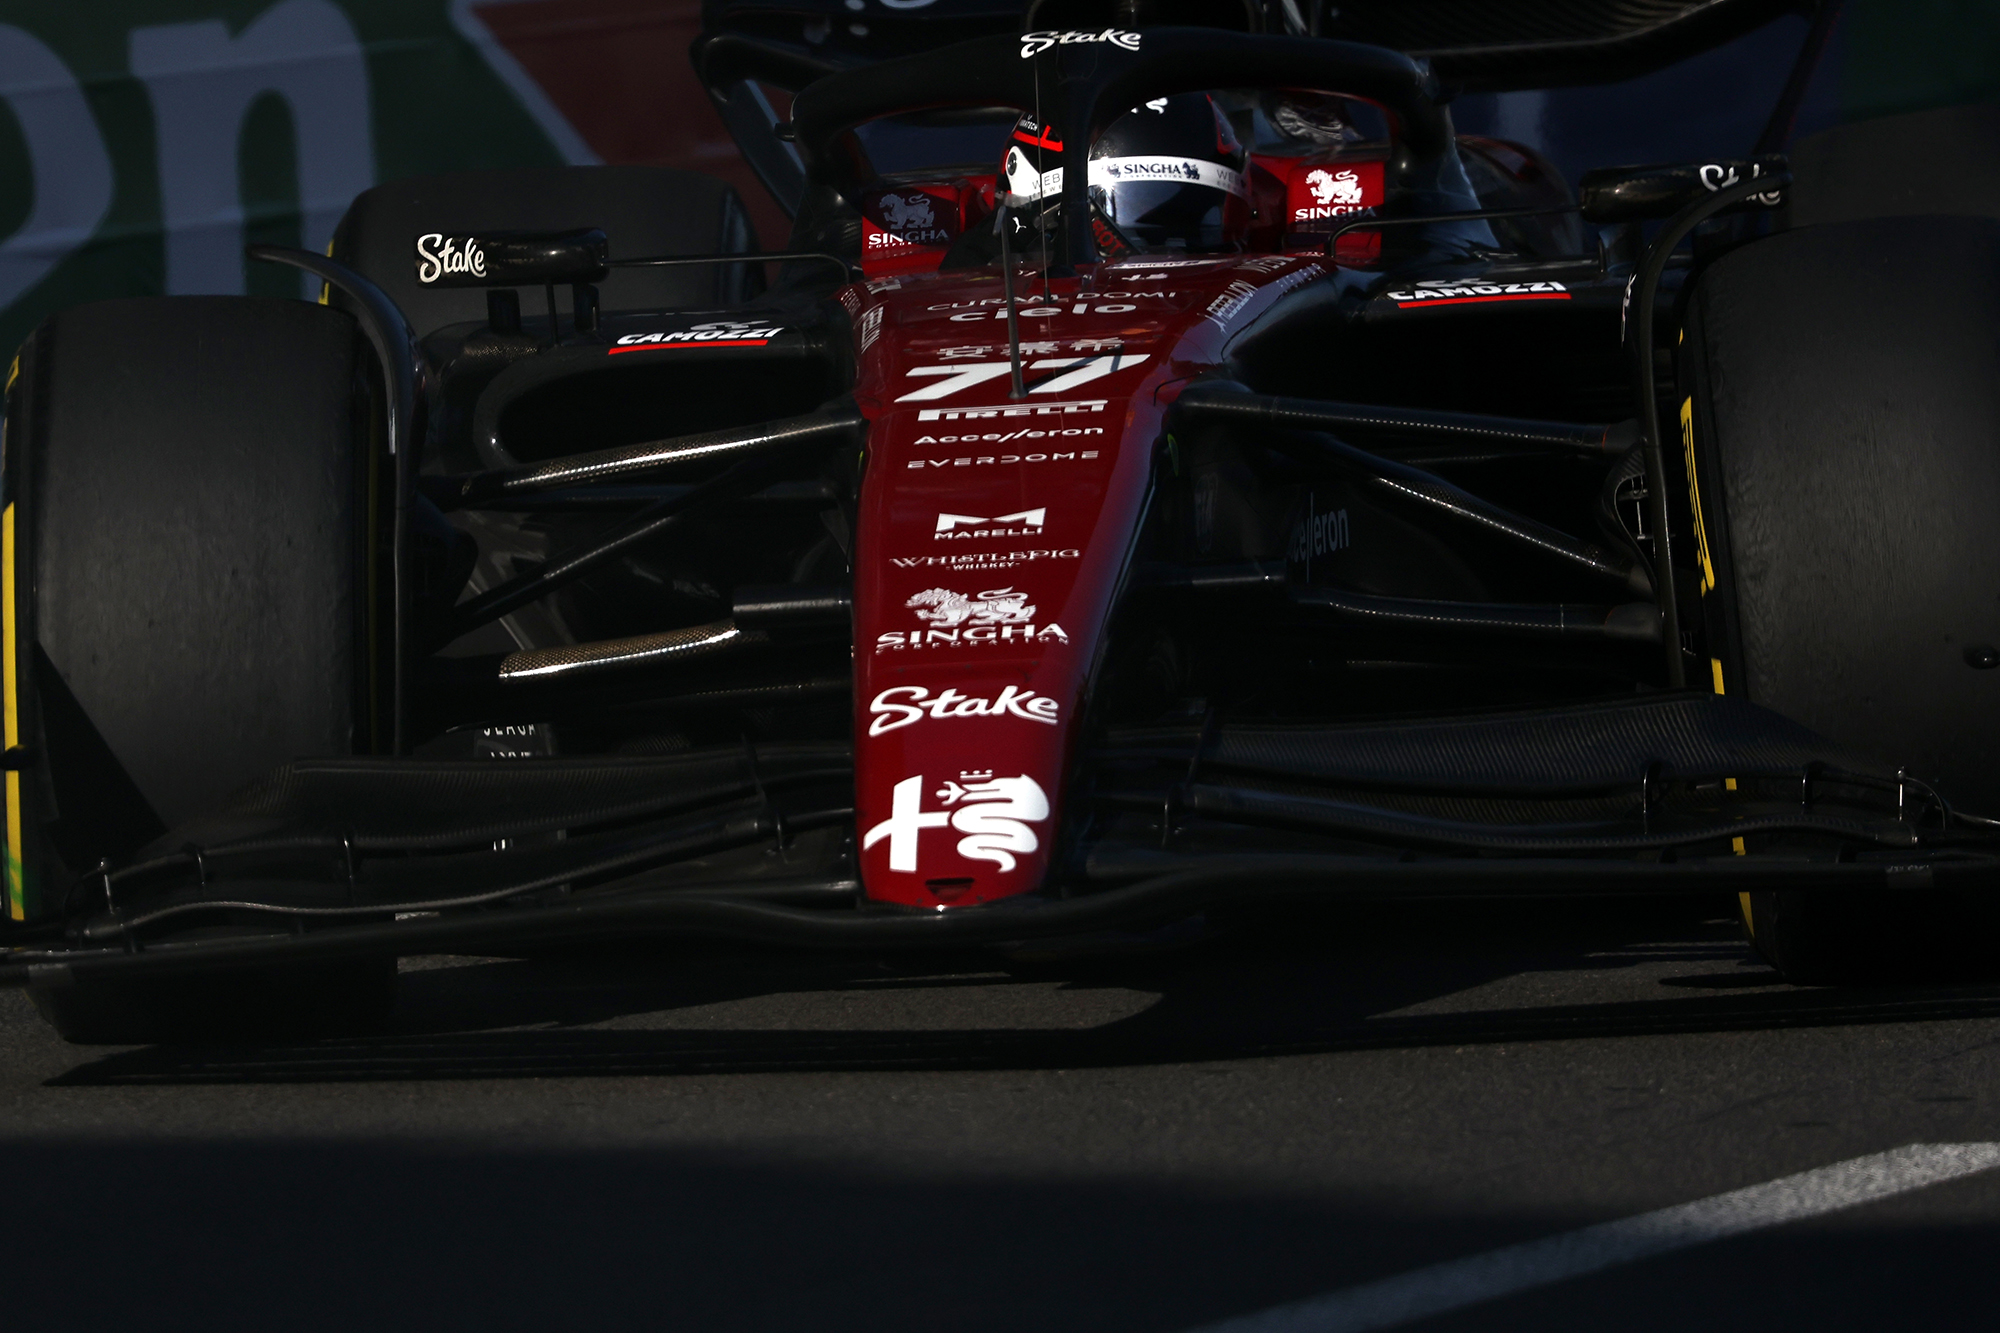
[413,228,610,288]
[1579,157,1786,224]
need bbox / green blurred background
[0,0,1991,354]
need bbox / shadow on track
[46,895,2000,1086]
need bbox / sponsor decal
[908,585,1034,626]
[859,306,884,353]
[1089,156,1247,198]
[1698,161,1783,206]
[1019,28,1140,58]
[611,319,785,352]
[890,548,1081,571]
[915,399,1106,422]
[1102,256,1215,270]
[1288,501,1350,563]
[1004,146,1063,203]
[928,292,1178,312]
[932,337,1128,359]
[876,591,1071,651]
[1201,263,1320,330]
[903,449,1102,468]
[866,190,953,250]
[895,354,1147,402]
[1289,161,1382,223]
[936,508,1046,539]
[415,233,485,285]
[1381,280,1570,308]
[867,685,1060,735]
[1012,118,1064,153]
[863,772,1052,874]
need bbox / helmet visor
[1088,159,1248,252]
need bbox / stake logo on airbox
[414,233,486,285]
[867,685,1060,735]
[864,772,1051,873]
[935,508,1046,540]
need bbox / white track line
[1186,1142,2000,1333]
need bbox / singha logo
[906,587,1036,627]
[1306,168,1363,207]
[881,192,935,232]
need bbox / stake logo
[1019,29,1140,58]
[414,233,486,285]
[867,685,1060,735]
[863,772,1052,873]
[935,508,1046,539]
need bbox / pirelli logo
[917,399,1108,422]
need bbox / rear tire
[1684,215,2000,982]
[5,296,394,1040]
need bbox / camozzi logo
[1019,29,1140,58]
[868,685,1060,735]
[415,233,485,285]
[935,508,1046,539]
[863,772,1051,873]
[612,320,785,347]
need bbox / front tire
[1683,215,2000,983]
[5,296,393,1039]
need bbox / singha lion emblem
[905,587,1036,628]
[1305,168,1363,207]
[880,192,936,232]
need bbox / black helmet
[999,94,1250,256]
[1087,93,1249,253]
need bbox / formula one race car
[5,0,1999,1040]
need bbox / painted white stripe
[1186,1142,2000,1333]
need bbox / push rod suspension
[438,401,864,508]
[1288,586,1661,642]
[435,459,769,649]
[1236,398,1637,456]
[1175,383,1652,596]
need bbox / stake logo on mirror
[414,234,486,285]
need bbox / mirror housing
[1579,157,1786,223]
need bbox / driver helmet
[1000,94,1251,256]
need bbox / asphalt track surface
[5,894,1999,1330]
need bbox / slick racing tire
[330,165,761,340]
[4,296,394,1041]
[1682,214,2000,984]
